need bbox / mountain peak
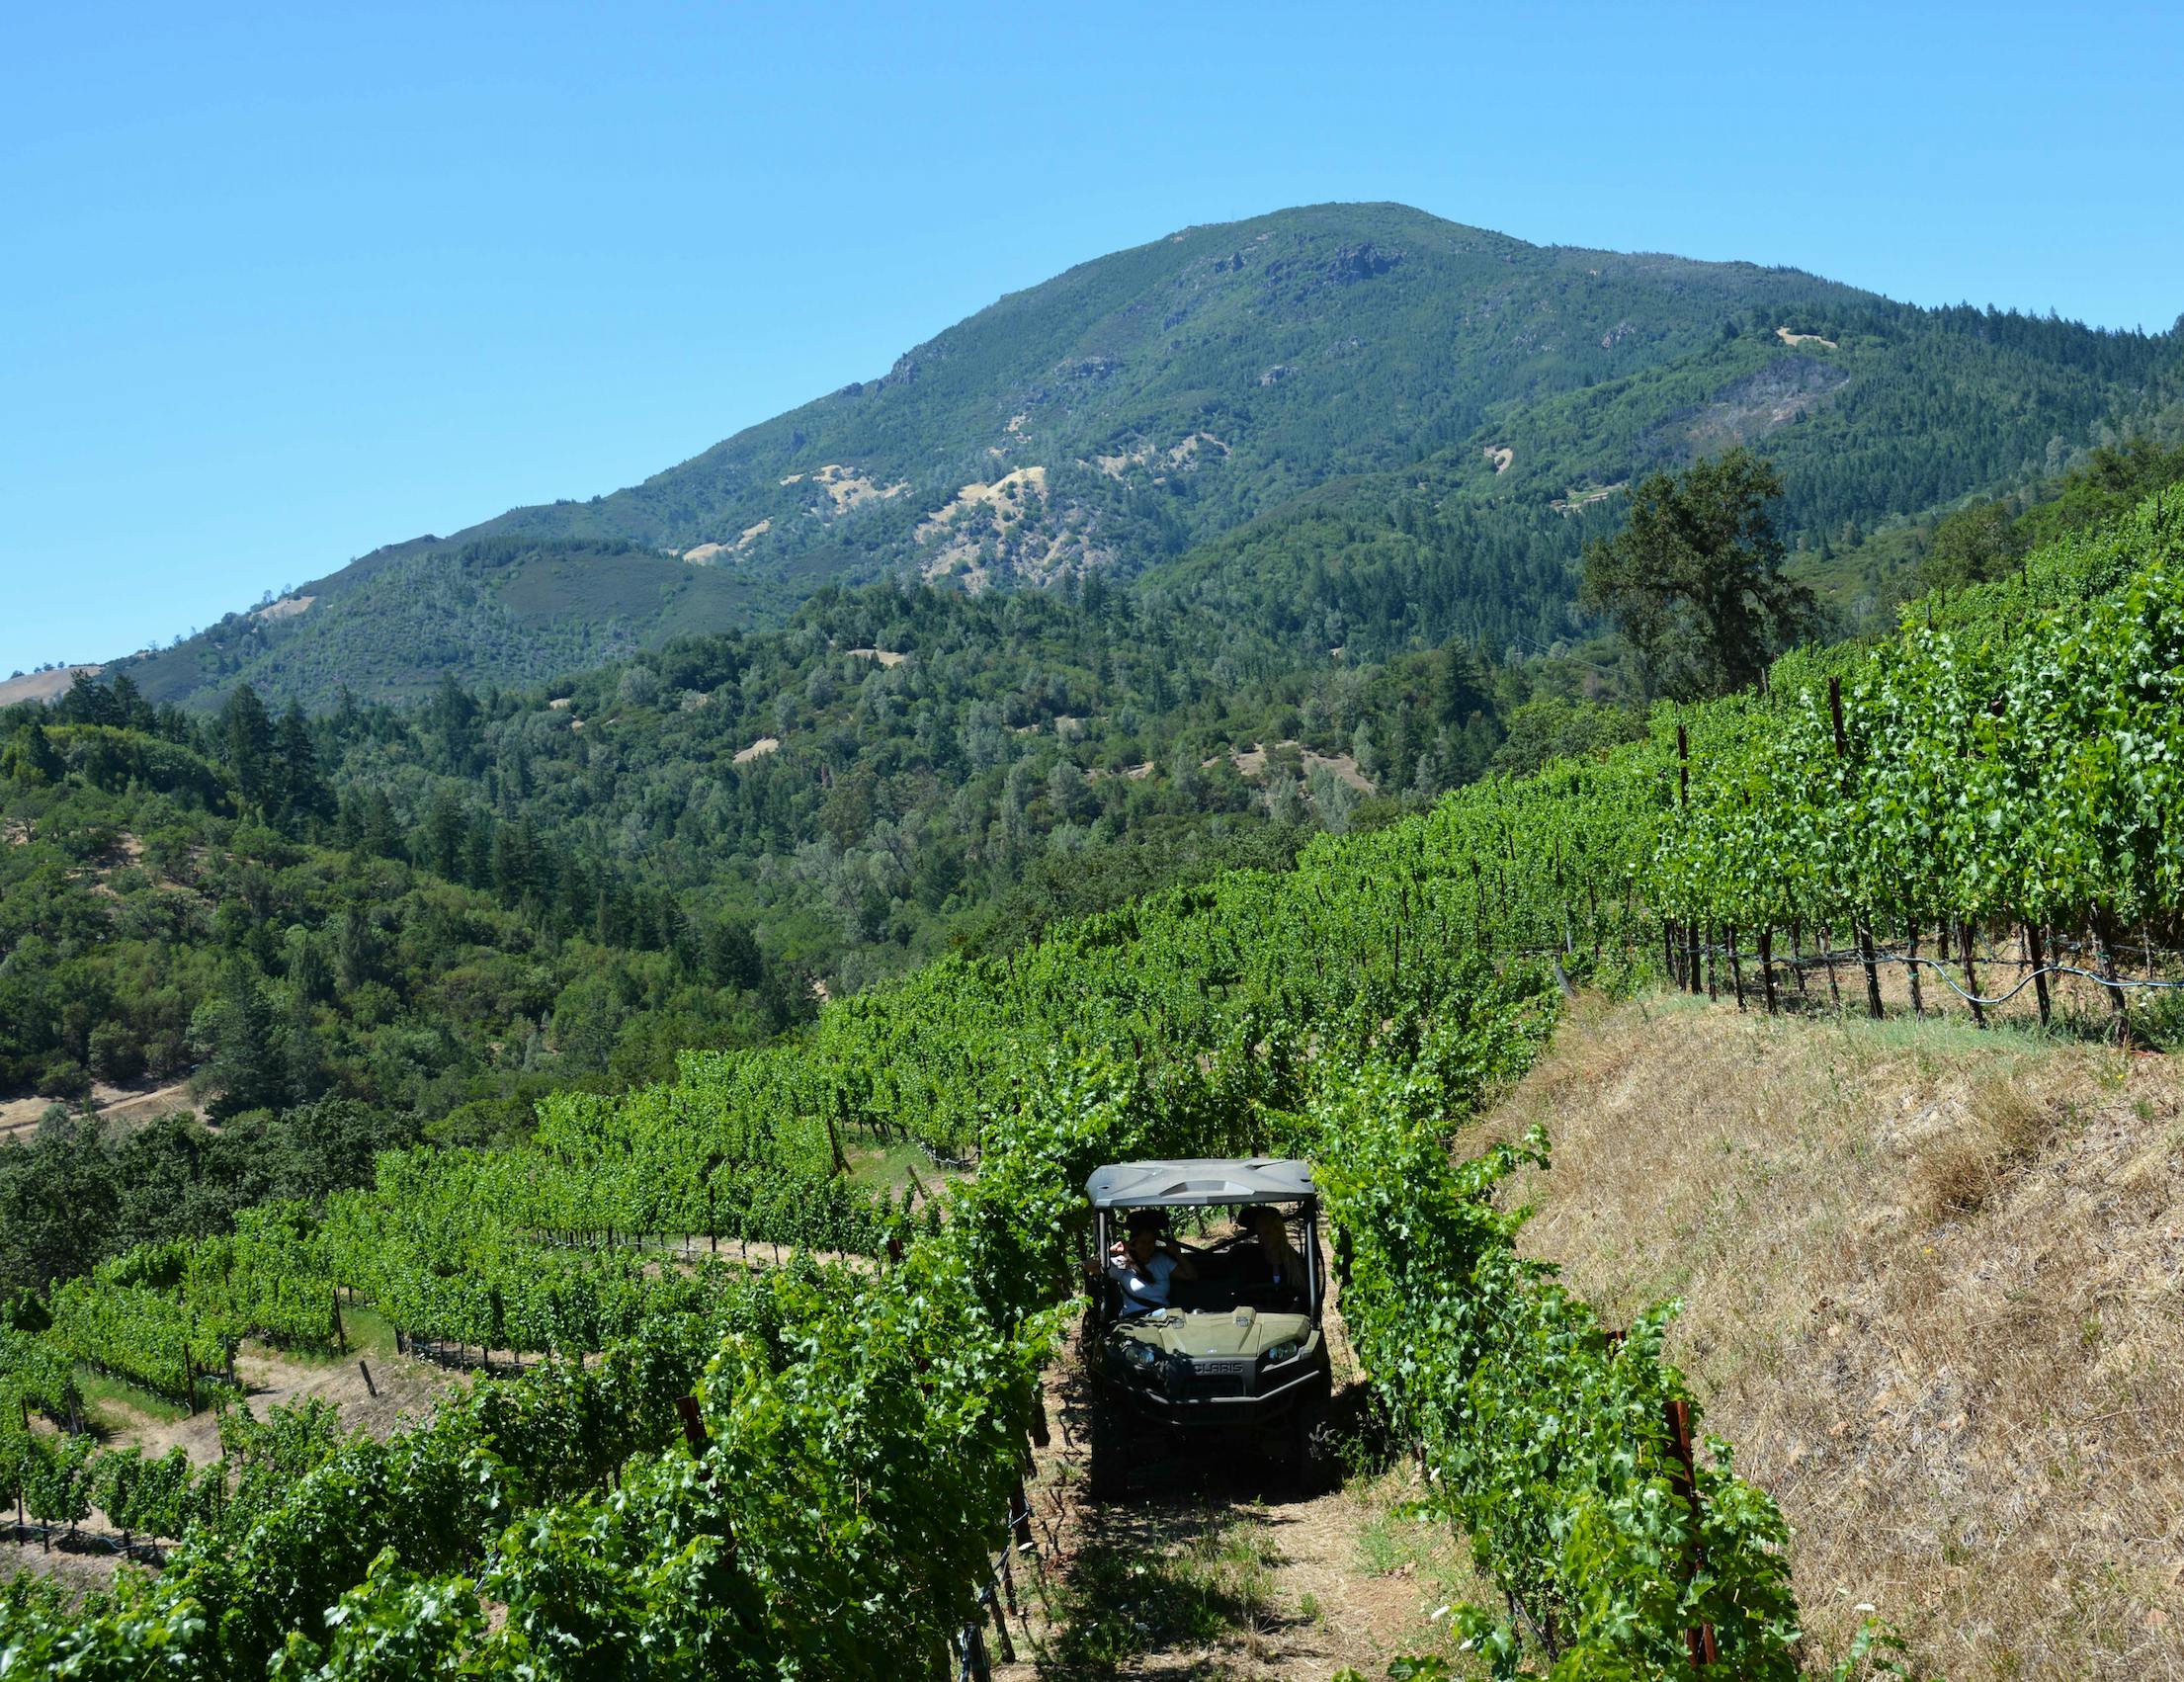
[114,211,2178,709]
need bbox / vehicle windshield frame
[1093,1196,1321,1322]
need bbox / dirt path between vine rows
[995,1299,1485,1681]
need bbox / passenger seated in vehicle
[1235,1206,1306,1298]
[1104,1209,1198,1315]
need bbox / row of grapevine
[1308,996,1807,1673]
[1651,508,2184,950]
[43,1277,234,1409]
[0,1328,81,1429]
[0,1426,205,1550]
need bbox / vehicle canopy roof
[1085,1157,1315,1211]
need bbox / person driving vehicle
[1104,1209,1198,1315]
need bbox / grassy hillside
[114,203,2179,709]
[1484,993,2182,1681]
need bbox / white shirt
[1108,1251,1178,1314]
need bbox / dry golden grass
[1475,992,2183,1681]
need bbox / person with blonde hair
[1237,1205,1305,1294]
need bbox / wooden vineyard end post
[674,1396,710,1462]
[2084,913,2132,1046]
[2025,921,2053,1026]
[1663,1397,1720,1667]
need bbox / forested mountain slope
[109,203,2179,709]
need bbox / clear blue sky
[4,1,2179,676]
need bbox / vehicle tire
[1290,1395,1335,1496]
[1086,1392,1127,1503]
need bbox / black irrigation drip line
[1679,937,2184,1006]
[1872,954,2184,1007]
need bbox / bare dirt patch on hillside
[1482,445,1513,474]
[1551,482,1624,513]
[0,1076,199,1143]
[93,1333,462,1469]
[1778,326,1839,349]
[1476,992,2184,1681]
[918,465,1050,538]
[811,463,908,511]
[1200,742,1376,796]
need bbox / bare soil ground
[0,1076,198,1143]
[114,1330,462,1468]
[1477,989,2184,1681]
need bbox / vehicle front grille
[1179,1358,1254,1399]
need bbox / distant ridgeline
[101,203,2181,712]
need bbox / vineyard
[3,487,2181,1677]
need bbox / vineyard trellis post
[2025,921,2053,1025]
[1960,922,1987,1029]
[1757,928,1777,1014]
[1905,923,1925,1017]
[1663,1396,1719,1667]
[2093,916,2133,1046]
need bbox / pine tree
[10,723,64,785]
[106,671,156,732]
[201,963,284,1119]
[221,685,277,815]
[273,702,332,831]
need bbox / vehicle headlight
[1263,1339,1300,1365]
[1123,1340,1160,1369]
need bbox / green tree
[1579,449,1814,699]
[197,962,285,1120]
[1918,498,2026,592]
[272,701,332,830]
[221,684,277,813]
[107,670,157,732]
[4,723,63,786]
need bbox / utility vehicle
[1080,1157,1335,1500]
